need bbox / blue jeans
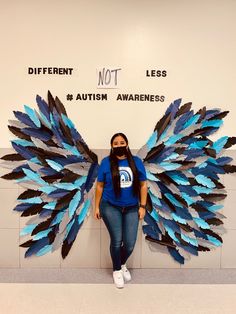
[99,199,139,271]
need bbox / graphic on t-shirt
[119,166,133,188]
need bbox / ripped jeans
[99,198,139,271]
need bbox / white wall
[0,0,236,268]
[0,0,235,149]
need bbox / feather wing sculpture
[137,98,236,264]
[0,91,99,259]
[1,93,236,264]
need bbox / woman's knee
[110,238,122,248]
[124,243,135,253]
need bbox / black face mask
[112,146,127,156]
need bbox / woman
[94,132,148,289]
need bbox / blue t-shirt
[97,155,147,207]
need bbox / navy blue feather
[22,128,52,141]
[36,95,50,121]
[14,111,38,128]
[11,143,35,160]
[25,238,50,257]
[168,247,185,264]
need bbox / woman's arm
[139,180,148,219]
[94,181,104,219]
[140,180,147,205]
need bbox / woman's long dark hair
[109,132,140,199]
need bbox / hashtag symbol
[67,94,73,101]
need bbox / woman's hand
[94,207,101,220]
[138,207,146,220]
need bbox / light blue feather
[62,142,81,156]
[183,114,200,129]
[159,125,170,141]
[202,119,223,128]
[165,193,183,208]
[22,168,45,185]
[181,233,198,246]
[188,140,208,149]
[146,131,157,149]
[208,204,224,212]
[193,217,210,229]
[159,162,181,170]
[46,159,63,171]
[33,228,52,240]
[164,225,179,242]
[12,139,35,147]
[150,209,159,222]
[195,174,216,188]
[51,211,66,225]
[24,105,41,127]
[172,213,187,224]
[164,152,179,161]
[68,190,81,218]
[164,134,184,146]
[207,157,218,164]
[43,202,57,209]
[212,136,228,154]
[149,191,162,206]
[36,244,52,256]
[192,186,213,194]
[61,113,76,129]
[30,157,41,164]
[54,182,77,191]
[206,235,222,246]
[49,112,56,126]
[146,171,159,181]
[18,197,42,204]
[169,174,190,185]
[39,111,52,129]
[20,224,37,236]
[65,218,75,238]
[181,192,195,205]
[74,176,87,187]
[78,199,90,224]
[198,162,208,169]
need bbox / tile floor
[0,283,236,314]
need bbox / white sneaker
[121,264,131,281]
[113,270,124,288]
